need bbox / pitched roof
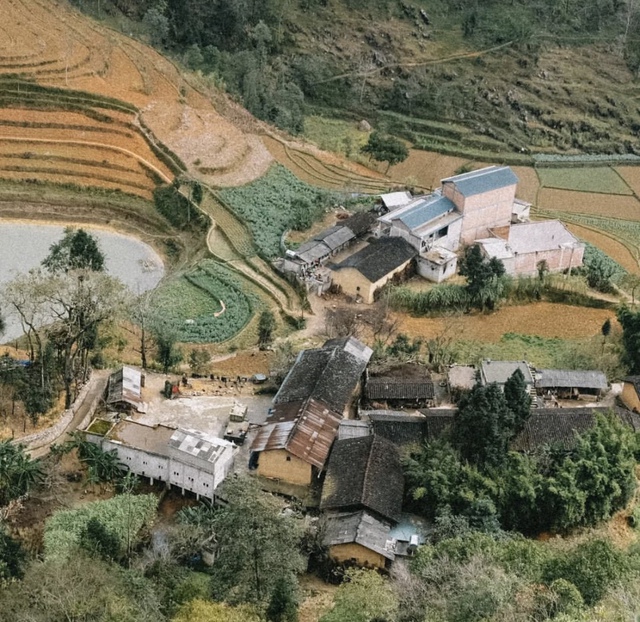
[251,398,342,469]
[323,510,395,561]
[508,220,582,254]
[106,366,143,409]
[334,237,417,283]
[380,191,413,209]
[320,435,404,523]
[367,412,428,448]
[322,336,374,363]
[480,360,535,385]
[169,428,236,465]
[365,376,435,401]
[294,239,331,264]
[536,369,608,391]
[314,225,354,251]
[274,340,371,413]
[393,194,456,230]
[511,407,630,452]
[441,165,518,197]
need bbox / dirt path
[29,370,109,459]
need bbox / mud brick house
[535,369,608,401]
[621,376,640,412]
[331,237,417,303]
[321,435,404,568]
[250,337,372,490]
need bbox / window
[286,456,291,462]
[436,225,449,239]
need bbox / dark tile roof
[323,510,395,561]
[274,340,371,414]
[441,165,518,197]
[368,413,427,448]
[251,398,342,470]
[366,377,435,401]
[536,369,608,391]
[321,435,404,523]
[322,336,373,363]
[314,225,354,251]
[334,237,417,283]
[511,407,630,452]
[341,211,377,237]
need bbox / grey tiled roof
[366,377,435,401]
[442,165,518,197]
[323,510,395,561]
[536,369,608,391]
[314,225,354,251]
[334,237,417,283]
[480,360,534,385]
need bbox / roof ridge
[361,435,376,508]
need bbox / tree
[42,227,105,274]
[67,432,124,483]
[320,569,398,622]
[0,527,25,582]
[453,383,515,467]
[80,517,121,562]
[258,310,276,348]
[361,131,409,173]
[188,349,210,376]
[0,441,43,506]
[153,323,183,374]
[266,575,298,622]
[585,253,616,292]
[458,244,506,311]
[172,600,260,622]
[210,477,305,604]
[191,181,203,205]
[503,368,531,436]
[143,7,170,47]
[617,306,640,373]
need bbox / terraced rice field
[537,166,633,195]
[615,166,640,195]
[537,187,640,220]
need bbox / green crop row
[220,164,336,258]
[151,260,254,343]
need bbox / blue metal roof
[396,195,456,230]
[442,166,518,197]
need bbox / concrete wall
[332,259,413,304]
[329,543,387,569]
[511,245,584,276]
[257,448,313,486]
[443,184,516,244]
[622,383,640,413]
[417,256,458,283]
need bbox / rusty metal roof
[106,366,144,409]
[251,398,342,470]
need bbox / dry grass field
[537,187,640,220]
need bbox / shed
[365,368,435,408]
[106,366,146,413]
[535,369,608,399]
[323,510,395,569]
[479,360,534,387]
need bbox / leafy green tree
[67,432,123,483]
[42,228,105,274]
[143,6,170,47]
[172,599,260,622]
[153,324,183,373]
[320,569,397,622]
[585,252,616,292]
[191,181,203,205]
[617,306,640,373]
[503,368,531,436]
[0,527,25,583]
[453,382,515,467]
[543,538,628,606]
[210,477,305,604]
[361,131,409,173]
[188,349,210,376]
[266,575,299,622]
[458,244,506,311]
[0,441,43,506]
[258,310,276,348]
[80,517,121,562]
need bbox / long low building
[85,419,237,500]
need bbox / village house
[479,359,536,391]
[250,337,373,491]
[364,364,435,409]
[331,237,417,304]
[621,376,640,412]
[321,435,404,568]
[84,419,237,500]
[476,220,584,277]
[535,369,608,401]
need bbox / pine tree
[503,368,532,436]
[267,575,298,622]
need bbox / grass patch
[302,115,370,157]
[151,260,254,343]
[220,164,335,258]
[86,419,113,435]
[537,167,633,195]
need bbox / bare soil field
[388,149,478,190]
[615,166,640,196]
[395,302,616,342]
[512,166,541,203]
[566,222,640,273]
[537,187,640,220]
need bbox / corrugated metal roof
[323,336,374,363]
[380,191,413,209]
[251,399,342,470]
[323,510,395,561]
[508,220,582,254]
[395,194,456,230]
[106,366,143,409]
[536,369,608,390]
[442,165,518,197]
